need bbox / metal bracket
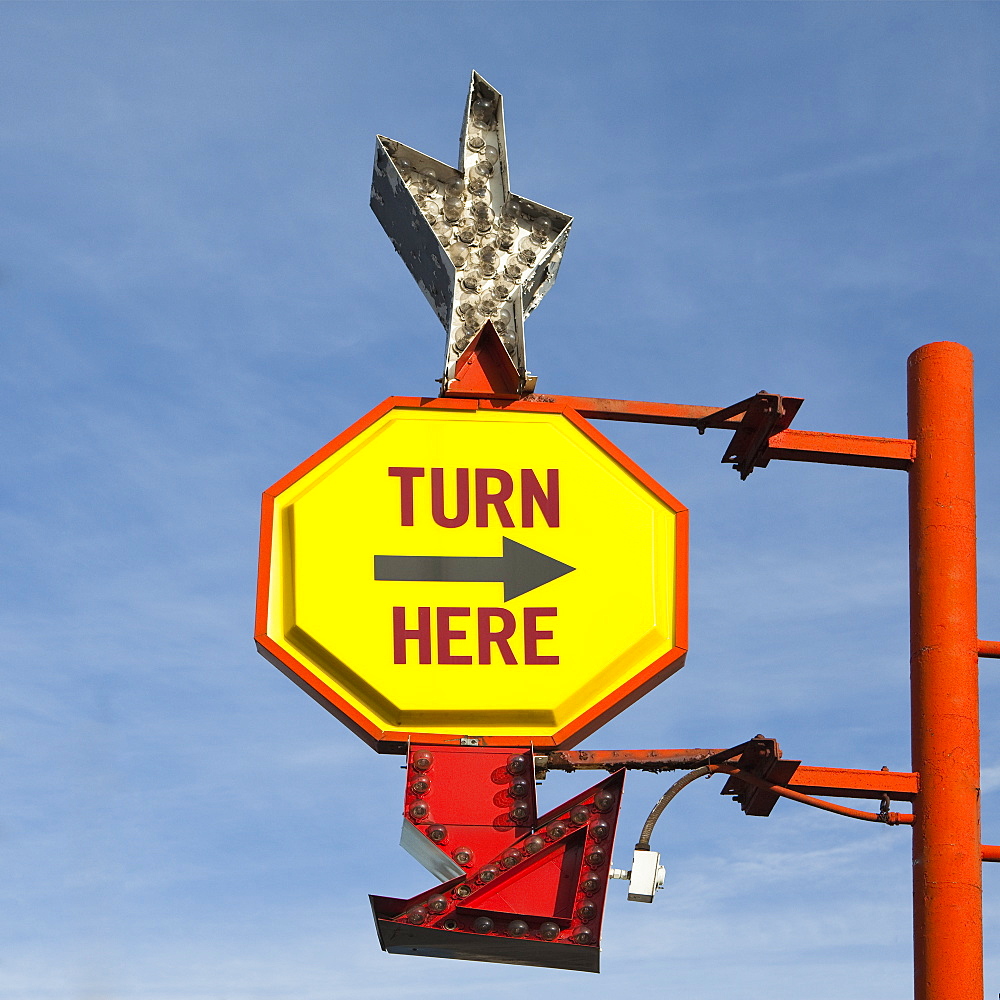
[718,736,795,816]
[697,391,804,479]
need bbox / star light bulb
[449,244,470,269]
[471,97,494,123]
[460,269,482,294]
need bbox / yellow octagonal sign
[256,397,688,751]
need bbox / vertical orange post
[907,342,982,1000]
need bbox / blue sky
[3,2,999,998]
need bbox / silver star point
[371,71,572,392]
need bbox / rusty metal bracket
[536,736,780,776]
[538,739,919,819]
[717,736,792,815]
[696,391,804,479]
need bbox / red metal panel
[372,769,624,971]
[403,745,537,873]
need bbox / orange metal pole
[908,342,982,1000]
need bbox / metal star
[370,71,572,393]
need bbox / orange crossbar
[518,393,915,470]
[766,428,915,470]
[786,765,919,802]
[983,845,1000,863]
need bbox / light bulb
[506,754,528,775]
[409,800,429,821]
[481,144,500,165]
[416,168,438,194]
[449,244,470,269]
[456,297,479,319]
[427,894,449,914]
[497,306,514,326]
[472,915,494,934]
[546,821,568,841]
[443,201,463,224]
[412,752,433,772]
[453,847,474,865]
[500,849,522,869]
[477,865,499,884]
[466,133,485,152]
[570,805,590,826]
[446,176,465,196]
[508,802,530,823]
[585,847,607,868]
[471,96,494,123]
[467,174,488,196]
[407,906,428,925]
[506,919,529,938]
[580,875,601,894]
[503,261,523,281]
[590,820,611,841]
[516,239,538,266]
[594,790,616,813]
[509,778,530,798]
[427,825,447,843]
[573,928,594,945]
[474,160,494,178]
[576,902,597,921]
[538,922,560,941]
[453,883,473,899]
[457,224,477,245]
[496,220,518,250]
[524,835,545,855]
[492,279,513,301]
[460,269,482,294]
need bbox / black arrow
[374,537,575,602]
